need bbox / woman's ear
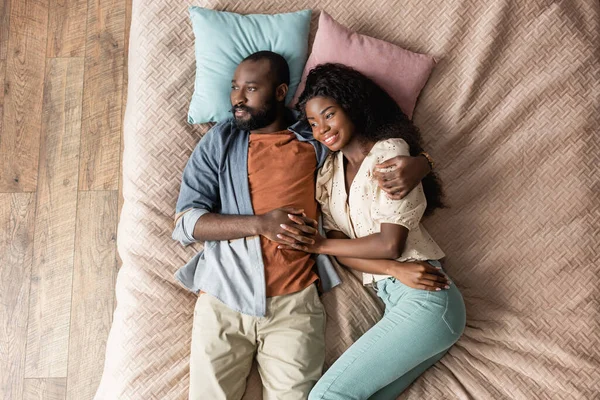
[275,83,289,102]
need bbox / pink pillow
[291,12,436,119]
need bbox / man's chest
[247,134,318,215]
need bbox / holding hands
[258,207,309,245]
[276,214,324,253]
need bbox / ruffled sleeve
[369,139,427,231]
[315,154,342,232]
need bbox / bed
[94,0,600,398]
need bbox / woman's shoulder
[366,139,411,168]
[372,138,410,155]
[317,152,338,184]
[316,152,339,205]
[321,152,339,172]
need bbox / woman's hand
[257,207,307,244]
[386,260,451,291]
[372,155,430,200]
[276,214,325,253]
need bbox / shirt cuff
[172,208,210,246]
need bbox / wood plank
[116,0,131,269]
[46,0,88,57]
[0,58,6,137]
[23,378,67,400]
[0,0,10,59]
[121,0,131,116]
[78,0,125,190]
[0,193,36,400]
[25,57,84,378]
[66,191,118,400]
[0,0,48,192]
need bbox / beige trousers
[189,285,326,400]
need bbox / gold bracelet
[419,151,435,170]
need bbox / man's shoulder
[196,119,239,151]
[204,119,235,139]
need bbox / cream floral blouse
[316,138,446,285]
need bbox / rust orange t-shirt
[248,130,319,297]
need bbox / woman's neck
[341,137,375,167]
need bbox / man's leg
[189,293,257,400]
[255,285,326,400]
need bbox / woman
[278,63,466,399]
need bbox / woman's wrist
[384,260,400,277]
[314,237,329,254]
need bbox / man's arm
[373,154,431,200]
[192,214,262,242]
[173,126,314,246]
[172,127,225,246]
[192,207,309,244]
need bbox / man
[173,51,433,400]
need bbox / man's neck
[250,107,290,134]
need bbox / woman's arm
[324,230,404,275]
[279,210,413,260]
[306,230,450,291]
[278,216,407,259]
[324,224,409,259]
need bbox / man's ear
[275,83,289,102]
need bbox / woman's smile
[321,132,340,147]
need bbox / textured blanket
[94,0,600,398]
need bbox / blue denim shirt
[172,118,341,316]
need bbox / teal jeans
[309,261,466,400]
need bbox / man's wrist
[252,215,264,236]
[418,152,434,173]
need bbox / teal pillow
[188,7,312,124]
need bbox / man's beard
[231,97,278,131]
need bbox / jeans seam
[427,261,456,335]
[441,292,455,335]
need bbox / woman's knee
[308,379,341,400]
[307,385,325,400]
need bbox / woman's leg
[309,278,465,400]
[368,350,447,400]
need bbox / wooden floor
[0,0,132,398]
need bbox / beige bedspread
[94,0,600,398]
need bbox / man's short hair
[242,51,290,87]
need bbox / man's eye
[326,113,334,119]
[247,87,257,92]
[231,86,238,90]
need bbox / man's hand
[276,214,324,253]
[387,260,450,291]
[258,208,314,245]
[372,155,430,200]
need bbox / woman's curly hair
[296,63,445,216]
